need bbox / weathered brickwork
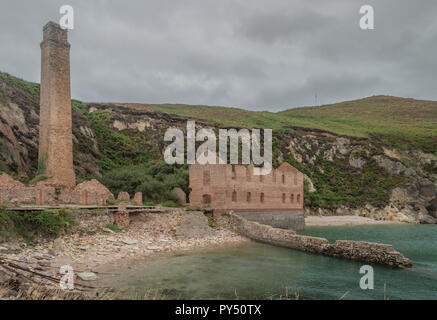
[117,192,130,201]
[38,21,76,188]
[189,162,304,229]
[114,203,130,229]
[73,179,114,205]
[0,174,113,205]
[189,162,304,213]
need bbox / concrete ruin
[189,162,305,230]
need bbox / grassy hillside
[2,70,436,153]
[280,96,437,152]
[1,71,436,210]
[119,95,437,153]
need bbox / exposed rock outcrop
[278,128,437,224]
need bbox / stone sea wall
[237,211,305,230]
[220,212,412,268]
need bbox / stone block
[133,192,143,205]
[172,188,186,205]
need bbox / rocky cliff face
[274,128,437,224]
[0,72,436,223]
[0,72,99,179]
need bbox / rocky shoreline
[0,208,419,299]
[0,209,249,299]
[305,215,406,227]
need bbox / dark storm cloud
[0,0,436,111]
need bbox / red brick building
[189,162,305,229]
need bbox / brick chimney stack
[38,21,76,188]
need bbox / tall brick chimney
[38,21,76,188]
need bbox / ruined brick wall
[189,162,304,213]
[0,174,113,205]
[39,21,76,188]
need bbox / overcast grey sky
[1,0,436,111]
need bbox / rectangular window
[247,192,251,202]
[203,170,210,185]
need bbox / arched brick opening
[260,192,265,203]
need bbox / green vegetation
[85,109,150,171]
[162,201,181,208]
[105,223,123,233]
[0,72,40,97]
[143,201,158,206]
[0,208,14,242]
[0,208,75,243]
[289,156,406,209]
[37,153,47,176]
[28,174,49,185]
[99,161,188,204]
[8,156,18,173]
[72,99,88,114]
[424,161,437,174]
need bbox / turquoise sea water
[108,225,437,300]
